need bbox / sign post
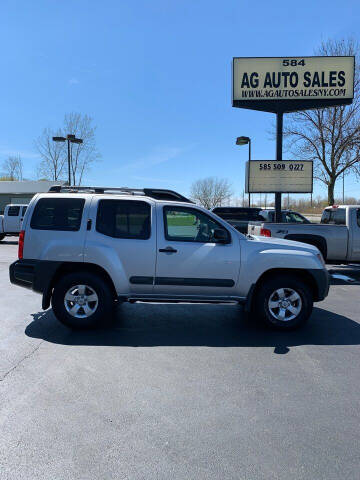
[232,56,355,221]
[275,112,283,222]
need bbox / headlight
[316,253,326,268]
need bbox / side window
[30,198,85,231]
[21,206,27,216]
[96,200,151,239]
[285,212,307,223]
[8,206,20,216]
[164,206,230,243]
[357,209,360,227]
[321,210,331,224]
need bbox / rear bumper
[10,260,36,290]
[9,259,61,294]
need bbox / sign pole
[275,111,283,222]
[248,139,251,207]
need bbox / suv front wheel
[52,272,115,329]
[253,274,313,330]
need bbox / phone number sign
[245,160,313,193]
[233,56,354,113]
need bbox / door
[5,205,21,232]
[349,208,360,261]
[84,198,157,295]
[155,204,241,298]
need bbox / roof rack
[48,185,193,203]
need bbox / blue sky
[0,0,359,201]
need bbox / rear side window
[8,206,20,216]
[96,200,151,239]
[30,198,85,231]
[21,206,27,216]
[334,209,346,225]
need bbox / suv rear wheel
[52,272,115,329]
[253,274,313,330]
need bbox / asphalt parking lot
[1,238,360,480]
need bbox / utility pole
[52,134,83,186]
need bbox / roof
[48,185,194,203]
[324,205,360,208]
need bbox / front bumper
[308,268,330,301]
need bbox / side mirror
[213,228,228,243]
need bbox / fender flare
[284,234,327,259]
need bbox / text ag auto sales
[240,70,346,89]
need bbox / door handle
[159,247,177,253]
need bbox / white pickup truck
[248,205,360,263]
[0,204,28,241]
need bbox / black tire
[51,272,115,329]
[253,274,313,330]
[0,234,5,242]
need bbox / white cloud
[69,78,80,85]
[0,148,38,159]
[131,175,185,184]
[119,146,183,171]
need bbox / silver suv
[10,186,329,330]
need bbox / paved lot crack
[0,341,44,383]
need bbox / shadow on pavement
[0,240,18,245]
[328,264,360,285]
[25,303,360,354]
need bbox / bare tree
[35,128,66,181]
[190,177,232,209]
[284,38,360,205]
[63,113,100,185]
[35,114,100,184]
[2,155,23,180]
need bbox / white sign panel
[233,56,354,111]
[245,160,313,193]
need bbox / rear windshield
[213,209,262,221]
[30,198,85,231]
[321,208,346,225]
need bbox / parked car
[10,186,329,330]
[259,209,310,224]
[0,204,28,241]
[248,205,360,263]
[212,207,263,234]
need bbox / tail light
[260,228,271,237]
[18,230,25,259]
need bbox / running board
[120,294,246,304]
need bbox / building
[0,181,65,213]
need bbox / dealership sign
[245,160,313,194]
[233,56,354,112]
